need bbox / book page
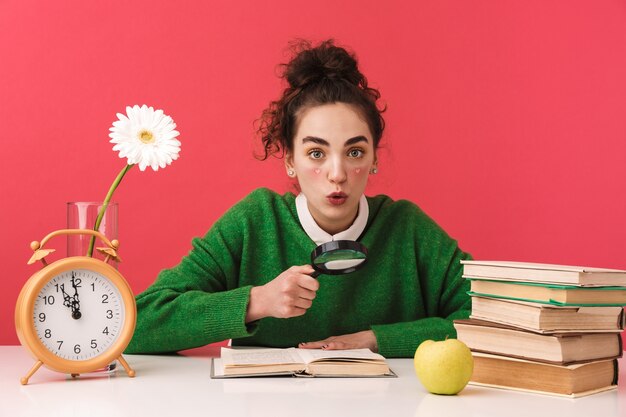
[461,260,626,273]
[220,347,303,366]
[296,348,385,364]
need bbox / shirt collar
[295,193,369,245]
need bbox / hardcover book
[454,319,623,364]
[468,279,626,306]
[461,260,626,287]
[469,352,618,398]
[210,347,395,378]
[470,296,625,333]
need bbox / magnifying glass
[310,240,368,278]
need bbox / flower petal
[109,105,180,172]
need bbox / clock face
[32,269,126,361]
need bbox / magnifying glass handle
[310,270,321,279]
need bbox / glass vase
[66,201,119,374]
[66,201,118,263]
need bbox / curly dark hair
[256,39,386,160]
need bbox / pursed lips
[326,192,348,205]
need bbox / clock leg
[21,360,43,385]
[117,355,135,378]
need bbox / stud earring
[287,169,295,177]
[370,167,378,174]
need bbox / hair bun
[284,40,363,89]
[257,39,385,161]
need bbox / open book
[210,347,395,378]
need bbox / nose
[327,156,347,184]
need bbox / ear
[369,154,379,175]
[285,151,294,171]
[285,150,294,167]
[285,152,296,177]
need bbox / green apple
[413,339,474,395]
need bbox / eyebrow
[301,135,369,146]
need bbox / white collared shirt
[295,193,369,245]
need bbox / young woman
[126,40,472,358]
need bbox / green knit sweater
[126,188,472,358]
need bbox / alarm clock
[15,229,136,385]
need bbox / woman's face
[287,102,377,235]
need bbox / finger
[297,288,317,301]
[294,297,313,310]
[322,341,350,350]
[290,264,315,275]
[297,275,320,292]
[297,340,327,349]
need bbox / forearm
[372,226,473,357]
[371,308,470,358]
[126,285,257,354]
[372,248,472,358]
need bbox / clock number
[106,310,113,319]
[44,329,51,338]
[74,344,81,354]
[57,340,63,350]
[91,339,98,349]
[43,295,55,305]
[91,283,95,291]
[103,326,109,335]
[102,294,109,303]
[38,313,46,322]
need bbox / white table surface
[1,345,624,417]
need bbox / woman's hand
[298,330,378,352]
[246,265,319,322]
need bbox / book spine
[611,359,619,386]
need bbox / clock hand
[59,283,81,319]
[70,272,82,320]
[70,297,82,319]
[60,283,73,309]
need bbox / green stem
[87,164,134,257]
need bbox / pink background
[1,1,625,346]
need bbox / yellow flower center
[138,129,155,144]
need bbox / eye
[348,149,364,158]
[308,150,324,159]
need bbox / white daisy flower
[86,105,181,256]
[109,104,181,171]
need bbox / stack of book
[454,260,626,397]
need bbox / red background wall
[1,1,625,346]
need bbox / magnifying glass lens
[320,258,366,270]
[310,240,368,277]
[313,249,366,271]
